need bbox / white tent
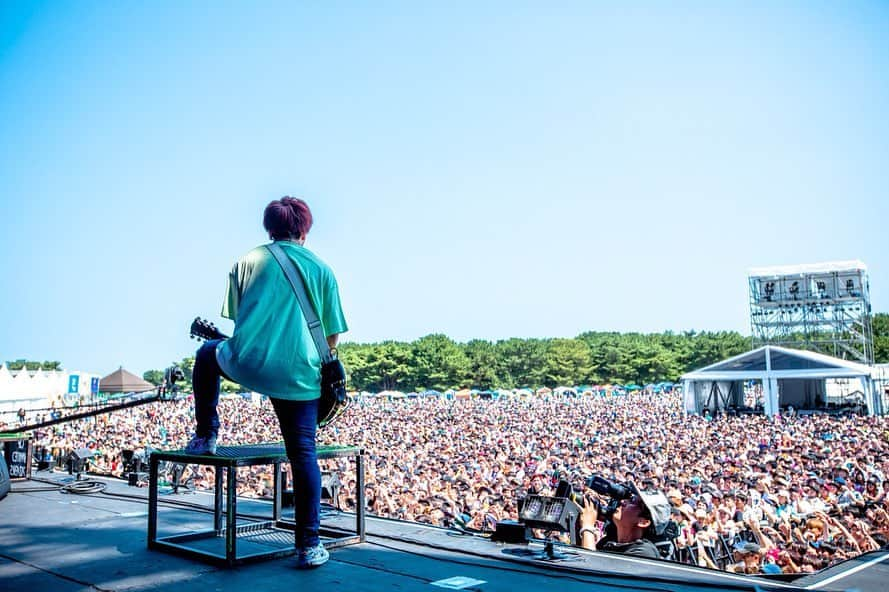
[0,364,12,391]
[1,365,44,412]
[681,345,879,417]
[553,386,578,397]
[0,365,101,413]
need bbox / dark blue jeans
[191,339,321,548]
[192,339,226,438]
[270,396,321,548]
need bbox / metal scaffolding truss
[748,261,874,365]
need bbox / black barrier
[0,455,9,500]
[4,439,31,480]
[1,435,32,481]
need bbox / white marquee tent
[681,345,880,417]
[0,364,101,413]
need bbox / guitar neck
[190,317,230,341]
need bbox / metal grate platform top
[150,443,362,467]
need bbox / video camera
[585,475,677,546]
[585,475,632,519]
[161,365,185,397]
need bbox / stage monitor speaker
[71,448,94,461]
[0,456,10,501]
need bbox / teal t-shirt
[215,241,348,400]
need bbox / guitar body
[189,317,348,428]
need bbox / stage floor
[1,470,885,592]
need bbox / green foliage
[177,357,195,392]
[140,313,889,393]
[543,338,591,388]
[496,338,547,388]
[339,341,413,392]
[464,339,500,390]
[411,334,469,391]
[874,313,889,364]
[221,378,241,393]
[143,370,164,385]
[4,359,62,371]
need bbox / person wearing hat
[728,541,764,574]
[578,483,673,559]
[774,489,797,524]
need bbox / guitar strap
[266,242,334,365]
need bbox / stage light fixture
[507,485,582,561]
[519,480,581,539]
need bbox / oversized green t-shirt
[215,241,348,400]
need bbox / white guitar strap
[266,242,333,365]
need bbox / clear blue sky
[1,2,887,376]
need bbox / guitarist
[186,196,348,569]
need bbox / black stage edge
[1,470,886,592]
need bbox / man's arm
[327,333,340,349]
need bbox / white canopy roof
[681,345,879,416]
[748,260,866,278]
[681,345,873,381]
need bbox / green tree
[411,334,469,391]
[542,338,591,387]
[339,341,413,392]
[143,370,164,385]
[580,332,635,383]
[873,313,889,364]
[464,339,501,390]
[221,378,242,393]
[177,357,195,392]
[496,338,547,388]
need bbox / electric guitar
[189,317,349,428]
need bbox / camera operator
[579,477,673,559]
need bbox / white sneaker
[296,543,329,568]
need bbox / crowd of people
[5,390,889,575]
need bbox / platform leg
[148,455,159,545]
[227,466,237,565]
[273,463,283,521]
[357,451,366,541]
[214,466,223,532]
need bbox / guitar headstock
[190,317,227,341]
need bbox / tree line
[335,313,889,392]
[141,313,888,393]
[3,360,62,371]
[9,314,887,394]
[336,330,753,392]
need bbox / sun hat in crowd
[734,541,762,555]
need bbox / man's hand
[576,492,600,550]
